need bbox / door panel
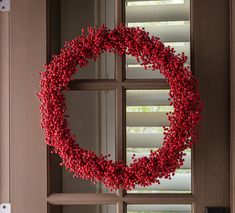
[193,0,230,212]
[9,0,47,213]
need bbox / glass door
[48,0,194,212]
[4,0,230,212]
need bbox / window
[49,0,192,212]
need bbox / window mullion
[115,54,126,200]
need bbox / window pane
[127,204,192,213]
[49,90,116,193]
[126,90,191,193]
[125,0,190,79]
[49,0,115,79]
[49,204,116,213]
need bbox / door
[0,0,231,212]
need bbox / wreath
[38,24,203,190]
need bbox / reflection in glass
[126,90,191,193]
[49,0,115,79]
[127,204,192,213]
[49,90,116,193]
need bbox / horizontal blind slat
[126,67,164,79]
[127,204,191,212]
[126,42,190,65]
[127,132,164,148]
[126,112,169,126]
[126,90,170,106]
[133,24,190,42]
[127,152,191,169]
[126,3,190,22]
[133,173,191,191]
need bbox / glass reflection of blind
[126,0,191,194]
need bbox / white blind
[125,0,191,195]
[127,204,191,212]
[126,90,191,194]
[126,1,189,22]
[127,112,169,126]
[125,0,190,79]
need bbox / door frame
[0,0,48,212]
[230,0,235,211]
[0,11,10,204]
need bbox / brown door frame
[0,11,10,204]
[0,0,48,212]
[0,0,233,212]
[231,0,235,211]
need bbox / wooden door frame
[0,0,233,212]
[230,0,235,211]
[0,11,10,204]
[0,0,48,212]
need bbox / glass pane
[49,0,115,79]
[49,204,116,213]
[126,90,191,193]
[125,0,190,79]
[49,90,116,193]
[127,204,192,213]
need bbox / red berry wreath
[38,24,203,190]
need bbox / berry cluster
[38,25,203,190]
